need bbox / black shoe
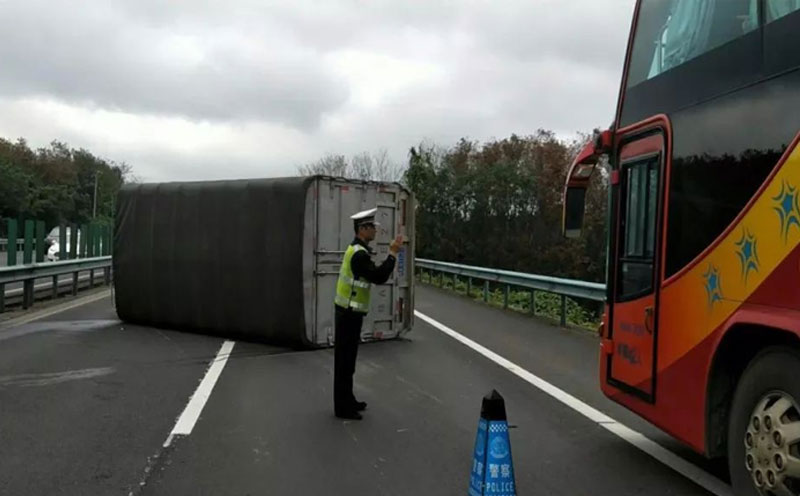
[335,410,363,420]
[354,401,367,411]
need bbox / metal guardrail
[0,256,113,312]
[415,258,605,326]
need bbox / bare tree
[117,162,143,184]
[297,154,349,177]
[350,152,374,180]
[297,149,406,182]
[370,149,406,182]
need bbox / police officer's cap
[351,208,380,228]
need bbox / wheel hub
[745,392,800,495]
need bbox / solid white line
[164,340,235,447]
[414,310,733,496]
[0,289,112,329]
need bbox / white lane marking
[415,310,732,496]
[164,340,235,447]
[0,289,111,330]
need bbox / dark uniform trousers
[334,305,364,414]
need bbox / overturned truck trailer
[114,176,415,348]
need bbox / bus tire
[728,346,800,496]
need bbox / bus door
[607,131,666,402]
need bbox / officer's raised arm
[351,235,401,284]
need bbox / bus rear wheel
[729,347,800,496]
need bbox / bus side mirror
[563,187,587,239]
[561,129,611,239]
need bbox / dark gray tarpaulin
[114,177,315,347]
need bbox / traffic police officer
[334,207,402,420]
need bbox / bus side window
[766,0,800,22]
[638,0,757,84]
[618,158,659,300]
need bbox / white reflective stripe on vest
[340,275,370,289]
[348,300,370,312]
[334,295,369,312]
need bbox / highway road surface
[0,285,731,495]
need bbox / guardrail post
[35,220,45,263]
[89,268,95,287]
[7,219,18,266]
[0,284,5,313]
[72,272,79,296]
[104,267,111,285]
[467,277,472,297]
[483,281,489,302]
[503,285,510,309]
[23,280,34,309]
[453,274,458,293]
[23,220,34,264]
[560,294,567,326]
[52,275,58,299]
[529,291,536,315]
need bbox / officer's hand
[390,235,403,255]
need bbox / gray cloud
[0,1,349,129]
[0,0,635,182]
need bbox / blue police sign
[469,419,488,496]
[469,390,517,496]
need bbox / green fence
[1,219,113,267]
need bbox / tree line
[0,129,607,283]
[0,138,133,236]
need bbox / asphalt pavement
[0,284,729,495]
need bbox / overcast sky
[0,0,635,182]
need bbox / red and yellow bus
[563,1,800,494]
